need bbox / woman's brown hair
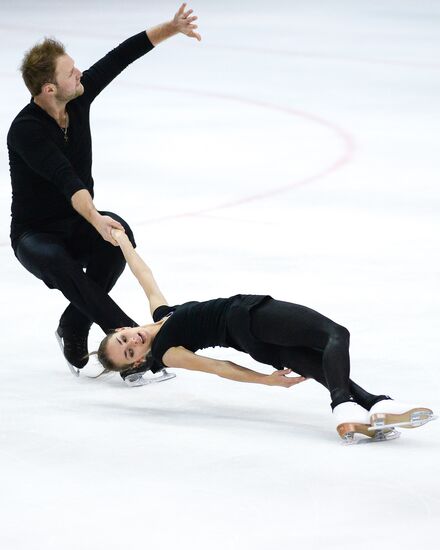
[88,331,132,378]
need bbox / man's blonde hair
[20,38,66,97]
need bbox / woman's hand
[266,369,307,388]
[110,228,128,245]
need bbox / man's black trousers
[14,211,137,335]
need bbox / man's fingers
[178,3,186,16]
[102,220,123,245]
[183,8,193,18]
[109,220,124,230]
[107,230,119,246]
[187,15,198,23]
[110,227,124,239]
[104,232,119,246]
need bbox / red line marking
[207,44,440,71]
[0,83,355,246]
[123,83,355,227]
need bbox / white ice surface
[0,1,439,549]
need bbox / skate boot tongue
[333,401,370,423]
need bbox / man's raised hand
[173,3,201,41]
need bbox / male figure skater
[7,4,201,384]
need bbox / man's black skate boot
[55,326,89,377]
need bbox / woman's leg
[251,299,361,408]
[279,347,389,410]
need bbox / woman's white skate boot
[369,400,434,430]
[333,401,372,442]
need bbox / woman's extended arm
[163,346,307,388]
[111,229,168,316]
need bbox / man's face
[53,54,84,102]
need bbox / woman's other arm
[163,346,307,388]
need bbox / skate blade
[343,428,401,445]
[55,330,80,377]
[338,421,398,444]
[124,370,176,387]
[337,422,372,439]
[369,409,435,430]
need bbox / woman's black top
[150,294,279,372]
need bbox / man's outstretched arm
[147,3,201,45]
[82,4,201,102]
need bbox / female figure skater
[95,229,433,442]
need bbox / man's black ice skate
[55,326,89,377]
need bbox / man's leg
[15,231,136,367]
[59,212,137,334]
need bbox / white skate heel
[334,402,400,444]
[333,402,372,442]
[368,400,436,430]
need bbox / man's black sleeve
[81,31,155,103]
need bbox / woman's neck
[142,315,170,343]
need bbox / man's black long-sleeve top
[7,31,154,249]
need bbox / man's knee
[18,235,68,270]
[16,235,79,287]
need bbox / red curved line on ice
[124,83,355,226]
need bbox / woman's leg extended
[279,347,389,410]
[251,299,352,408]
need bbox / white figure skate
[368,400,436,431]
[333,401,400,444]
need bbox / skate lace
[64,335,88,355]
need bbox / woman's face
[106,327,152,367]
